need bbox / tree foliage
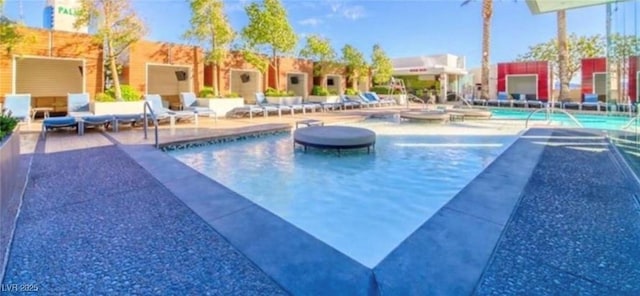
[241,0,296,89]
[341,45,368,88]
[75,0,146,100]
[370,44,393,85]
[608,33,639,63]
[608,34,639,100]
[299,35,337,82]
[184,0,235,96]
[0,16,23,56]
[517,34,605,83]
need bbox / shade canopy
[526,0,622,14]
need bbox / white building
[391,54,468,102]
[43,0,88,33]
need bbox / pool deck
[1,112,639,294]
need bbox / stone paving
[2,141,287,295]
[2,109,640,294]
[474,129,640,295]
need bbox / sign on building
[43,0,88,33]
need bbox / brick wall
[0,27,103,106]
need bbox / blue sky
[2,0,610,68]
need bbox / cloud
[340,5,365,20]
[325,1,366,21]
[299,18,323,26]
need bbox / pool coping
[120,126,553,294]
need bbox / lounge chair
[488,92,511,107]
[563,100,582,110]
[278,96,307,114]
[144,94,198,126]
[67,93,94,117]
[113,114,142,132]
[525,94,545,108]
[255,92,292,117]
[365,92,396,106]
[41,116,78,139]
[581,93,606,111]
[78,114,115,135]
[179,92,217,121]
[300,98,323,113]
[512,94,528,108]
[3,94,31,124]
[355,93,380,107]
[341,95,363,109]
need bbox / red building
[497,61,549,101]
[581,57,607,101]
[629,56,638,103]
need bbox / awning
[526,0,622,14]
[393,66,468,76]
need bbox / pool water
[491,109,633,130]
[168,121,517,267]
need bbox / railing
[525,107,583,128]
[406,94,427,109]
[622,115,640,130]
[143,101,159,148]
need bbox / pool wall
[122,128,554,294]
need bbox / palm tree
[557,10,569,104]
[462,0,493,100]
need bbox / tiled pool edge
[121,128,553,295]
[372,128,553,295]
[119,144,378,295]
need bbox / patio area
[1,109,639,294]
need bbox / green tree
[609,33,639,101]
[183,0,235,97]
[299,35,336,88]
[0,16,22,56]
[0,0,26,56]
[370,44,393,86]
[241,0,297,90]
[462,0,493,100]
[75,0,146,101]
[341,45,368,89]
[517,34,604,96]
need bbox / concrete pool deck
[2,114,639,294]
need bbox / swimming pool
[491,109,635,130]
[168,121,517,267]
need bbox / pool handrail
[143,100,160,148]
[525,108,583,128]
[622,114,640,130]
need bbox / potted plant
[307,86,341,103]
[90,85,145,115]
[196,87,245,115]
[264,88,301,105]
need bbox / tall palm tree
[462,0,493,100]
[557,10,569,104]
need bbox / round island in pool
[294,126,376,154]
[449,108,492,119]
[400,111,450,122]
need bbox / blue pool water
[168,121,517,267]
[491,109,634,130]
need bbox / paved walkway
[2,127,640,295]
[2,140,287,295]
[474,129,640,295]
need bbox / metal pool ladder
[622,115,640,130]
[525,108,583,128]
[143,101,160,148]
